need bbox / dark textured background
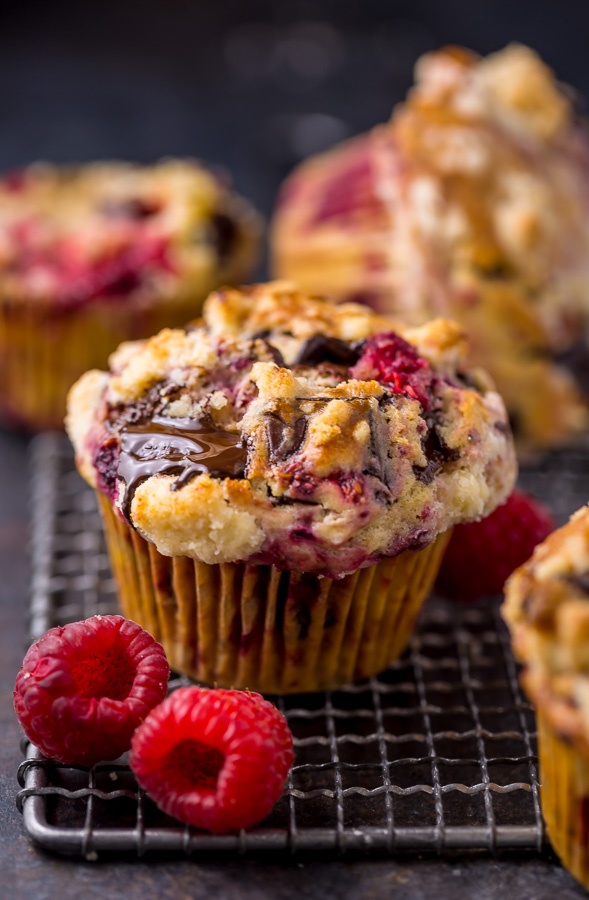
[2,0,589,218]
[3,1,589,896]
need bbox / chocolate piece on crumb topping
[293,335,363,367]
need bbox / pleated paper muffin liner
[0,294,205,431]
[536,707,589,889]
[98,494,450,694]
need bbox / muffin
[0,158,260,430]
[272,44,589,453]
[503,507,589,889]
[67,281,516,693]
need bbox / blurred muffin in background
[503,505,589,891]
[272,44,589,453]
[0,158,261,430]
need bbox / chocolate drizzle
[117,414,247,522]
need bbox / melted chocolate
[293,335,363,367]
[413,413,460,485]
[118,414,247,522]
[266,414,307,462]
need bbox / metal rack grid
[19,432,589,859]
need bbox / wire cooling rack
[18,433,589,859]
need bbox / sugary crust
[503,506,589,753]
[271,44,589,452]
[0,158,260,308]
[68,281,516,577]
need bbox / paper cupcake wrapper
[0,294,206,431]
[537,708,589,889]
[98,495,450,694]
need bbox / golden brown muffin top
[68,281,516,577]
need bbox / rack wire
[19,433,588,858]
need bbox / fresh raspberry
[350,331,435,410]
[436,489,555,602]
[14,616,169,765]
[130,687,294,833]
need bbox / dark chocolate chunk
[208,211,238,261]
[556,339,589,395]
[455,370,483,393]
[413,413,460,485]
[261,341,285,367]
[117,413,247,523]
[293,335,363,367]
[266,414,307,462]
[566,572,589,595]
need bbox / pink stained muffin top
[67,281,517,578]
[0,159,260,309]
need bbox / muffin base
[98,495,450,693]
[537,708,589,889]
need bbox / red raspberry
[436,489,555,602]
[14,616,169,765]
[350,331,435,410]
[130,687,294,833]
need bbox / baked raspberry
[350,331,435,409]
[436,489,555,602]
[312,138,381,225]
[58,234,172,307]
[14,615,169,765]
[129,687,294,833]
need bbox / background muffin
[67,281,516,692]
[0,158,260,430]
[503,506,589,891]
[272,44,589,453]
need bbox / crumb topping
[68,281,516,577]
